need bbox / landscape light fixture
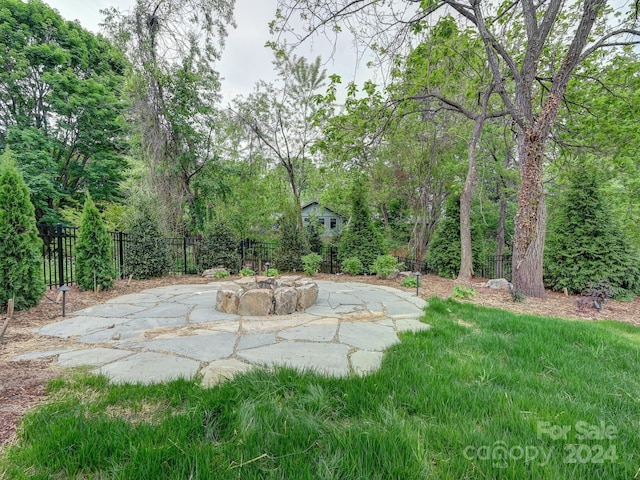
[57,285,71,317]
[415,271,421,297]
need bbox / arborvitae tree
[427,195,463,278]
[124,206,171,279]
[338,175,384,271]
[75,194,113,291]
[0,149,45,310]
[196,221,240,273]
[305,215,324,255]
[275,208,309,273]
[545,164,640,298]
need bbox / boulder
[487,278,512,291]
[273,287,298,315]
[296,282,319,311]
[238,289,274,316]
[216,285,243,314]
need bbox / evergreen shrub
[75,194,113,291]
[0,150,45,310]
[123,206,171,279]
[341,257,364,275]
[275,211,308,273]
[545,164,640,299]
[338,175,384,270]
[196,221,240,273]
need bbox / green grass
[2,297,640,479]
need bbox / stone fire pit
[215,276,319,316]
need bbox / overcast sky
[45,0,371,103]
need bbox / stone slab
[278,324,337,342]
[39,316,130,338]
[237,332,276,350]
[350,350,384,376]
[129,303,193,319]
[201,359,256,387]
[237,342,351,377]
[57,348,134,368]
[93,352,200,385]
[339,322,399,351]
[189,307,239,324]
[12,349,75,361]
[71,304,149,318]
[137,332,237,362]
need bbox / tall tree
[232,52,327,229]
[274,0,640,296]
[0,0,129,221]
[102,0,235,234]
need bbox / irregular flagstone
[189,306,239,324]
[57,348,134,367]
[339,322,399,351]
[39,316,130,338]
[136,332,237,362]
[201,359,256,387]
[350,350,384,376]
[237,342,351,377]
[103,293,160,305]
[129,303,193,319]
[237,332,276,350]
[93,352,200,385]
[12,349,75,361]
[395,318,431,333]
[71,304,149,318]
[278,323,337,342]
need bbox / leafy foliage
[341,257,364,275]
[370,255,404,279]
[123,207,171,280]
[0,150,45,310]
[338,175,384,270]
[452,285,476,299]
[196,222,240,273]
[400,276,418,288]
[239,268,255,276]
[545,163,640,299]
[301,253,322,276]
[426,195,462,278]
[0,1,129,221]
[75,195,113,291]
[305,215,324,255]
[275,211,309,273]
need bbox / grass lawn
[1,297,639,479]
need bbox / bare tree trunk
[496,187,507,279]
[512,129,547,297]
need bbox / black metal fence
[37,224,512,288]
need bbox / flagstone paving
[14,280,430,386]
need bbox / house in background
[301,201,344,237]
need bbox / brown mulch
[1,273,638,448]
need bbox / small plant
[213,269,230,279]
[302,253,322,276]
[370,254,405,279]
[511,289,526,303]
[452,284,476,300]
[401,276,418,288]
[265,268,279,277]
[341,257,364,275]
[239,267,255,276]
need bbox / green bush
[265,268,279,277]
[545,163,640,299]
[338,175,384,270]
[401,276,418,288]
[213,269,230,279]
[341,257,364,275]
[75,194,113,291]
[123,206,171,280]
[239,267,255,276]
[302,253,322,276]
[275,210,308,273]
[370,254,405,278]
[196,221,240,273]
[0,150,45,310]
[452,285,476,299]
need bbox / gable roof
[301,201,343,217]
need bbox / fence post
[118,231,124,279]
[56,223,64,287]
[183,237,188,275]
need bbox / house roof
[301,201,343,217]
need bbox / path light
[57,285,71,317]
[415,271,421,297]
[265,262,270,275]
